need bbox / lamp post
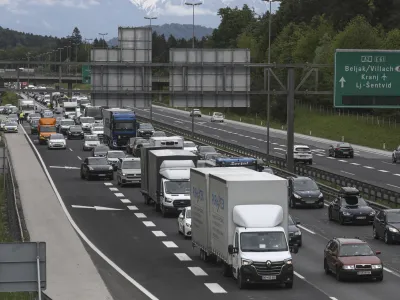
[144,16,157,121]
[57,47,63,86]
[85,38,93,62]
[185,1,202,48]
[98,33,108,48]
[262,0,279,166]
[26,52,30,85]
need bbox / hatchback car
[324,237,383,282]
[183,141,197,153]
[3,121,18,133]
[211,112,224,122]
[190,109,201,117]
[137,123,155,138]
[82,134,100,151]
[287,145,313,165]
[196,145,217,159]
[67,126,84,140]
[30,119,39,135]
[58,119,75,135]
[178,206,192,238]
[90,125,104,139]
[288,176,324,208]
[373,209,400,244]
[116,157,141,186]
[92,145,110,157]
[328,187,375,225]
[47,133,67,150]
[80,157,114,180]
[328,143,354,158]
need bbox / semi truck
[102,108,136,149]
[190,169,297,289]
[38,118,57,145]
[146,149,198,214]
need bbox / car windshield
[342,196,367,206]
[186,210,191,218]
[184,141,196,147]
[122,161,141,169]
[295,147,310,152]
[70,126,82,132]
[92,127,103,131]
[40,126,56,132]
[61,120,74,125]
[293,178,318,191]
[339,244,374,257]
[81,117,94,123]
[50,134,64,140]
[200,146,216,153]
[5,122,17,126]
[139,123,153,129]
[387,211,400,223]
[85,136,99,141]
[214,112,223,117]
[338,143,351,148]
[94,146,109,152]
[164,181,190,194]
[88,158,108,165]
[108,151,125,158]
[240,232,288,252]
[31,120,39,125]
[115,122,134,130]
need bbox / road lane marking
[384,267,393,273]
[174,253,192,261]
[364,166,374,169]
[251,137,256,140]
[163,241,178,248]
[330,298,339,300]
[127,206,138,210]
[350,163,360,165]
[188,267,208,276]
[387,184,400,189]
[69,148,73,151]
[77,156,82,160]
[120,199,131,204]
[279,144,286,147]
[109,187,118,191]
[274,148,285,151]
[327,157,335,159]
[394,174,400,176]
[378,169,389,173]
[251,145,259,149]
[143,221,156,227]
[341,171,354,176]
[338,160,347,162]
[294,271,305,279]
[257,139,263,141]
[152,231,166,237]
[114,193,124,197]
[297,225,315,234]
[316,154,324,157]
[231,140,238,143]
[134,213,147,218]
[204,283,227,294]
[174,121,183,124]
[381,161,393,165]
[104,182,113,186]
[272,142,278,145]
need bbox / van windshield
[164,181,190,194]
[240,232,288,252]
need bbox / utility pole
[185,1,202,48]
[98,33,108,48]
[85,38,93,62]
[57,47,63,87]
[144,16,157,121]
[27,52,30,85]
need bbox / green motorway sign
[82,65,91,84]
[334,49,400,108]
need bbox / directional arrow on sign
[339,77,346,88]
[49,166,80,170]
[71,205,124,211]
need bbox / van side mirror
[376,251,381,255]
[296,221,301,225]
[228,244,235,254]
[290,245,299,254]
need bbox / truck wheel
[161,205,168,217]
[284,281,293,289]
[155,203,161,212]
[222,263,232,277]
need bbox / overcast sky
[0,0,279,39]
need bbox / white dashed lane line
[104,182,113,186]
[120,199,131,204]
[297,225,316,235]
[134,213,147,219]
[188,267,208,276]
[69,148,73,151]
[109,187,118,191]
[152,231,166,237]
[378,170,389,173]
[114,193,124,197]
[77,156,82,160]
[163,241,178,248]
[143,221,156,227]
[204,283,227,294]
[350,163,360,166]
[338,160,347,163]
[127,205,139,210]
[174,253,192,261]
[364,166,374,169]
[341,170,355,176]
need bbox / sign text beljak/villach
[344,65,394,73]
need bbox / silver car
[3,121,18,133]
[116,157,141,186]
[90,125,104,139]
[48,133,67,149]
[106,150,126,170]
[82,134,100,151]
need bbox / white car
[183,141,197,153]
[190,109,201,117]
[178,207,191,238]
[47,133,67,149]
[287,145,313,165]
[211,112,224,122]
[106,150,126,170]
[90,125,104,139]
[3,121,18,133]
[82,134,101,151]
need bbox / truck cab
[38,118,57,145]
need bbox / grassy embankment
[0,92,19,107]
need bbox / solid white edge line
[297,225,315,235]
[294,271,305,279]
[21,126,159,300]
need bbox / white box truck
[192,171,297,289]
[63,102,78,118]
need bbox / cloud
[42,20,51,28]
[161,2,214,17]
[3,0,101,11]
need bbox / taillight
[336,148,340,151]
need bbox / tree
[71,27,82,45]
[383,29,400,49]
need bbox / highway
[134,106,400,193]
[20,99,400,300]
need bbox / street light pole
[57,47,63,87]
[98,33,108,48]
[144,16,157,121]
[27,52,30,85]
[85,38,93,62]
[185,1,202,48]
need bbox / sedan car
[47,133,67,150]
[3,121,18,133]
[328,143,354,158]
[189,109,201,117]
[324,237,383,282]
[373,209,400,244]
[106,150,126,170]
[80,157,114,180]
[58,119,75,135]
[183,141,197,153]
[328,187,375,225]
[392,145,400,163]
[178,206,192,238]
[92,145,110,157]
[137,123,155,138]
[288,176,324,208]
[196,145,217,159]
[288,215,302,247]
[82,134,100,151]
[116,157,141,186]
[211,112,224,122]
[67,126,84,140]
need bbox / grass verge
[0,175,37,300]
[156,102,398,151]
[0,92,19,107]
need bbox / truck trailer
[191,170,296,289]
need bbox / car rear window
[295,147,310,152]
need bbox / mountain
[107,23,213,46]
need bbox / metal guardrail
[137,116,393,210]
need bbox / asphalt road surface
[135,106,400,193]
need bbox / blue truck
[102,108,136,149]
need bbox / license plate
[306,200,315,203]
[343,152,348,154]
[177,208,184,211]
[356,216,366,219]
[262,276,276,280]
[98,174,106,177]
[357,271,371,275]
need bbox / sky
[0,0,279,40]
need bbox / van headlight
[108,166,113,170]
[165,198,172,203]
[372,264,382,269]
[284,259,292,265]
[369,211,376,216]
[242,259,253,266]
[294,231,301,236]
[342,265,355,270]
[318,193,323,198]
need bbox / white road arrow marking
[339,77,346,88]
[71,205,124,211]
[49,166,80,170]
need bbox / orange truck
[38,118,57,145]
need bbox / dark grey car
[288,176,324,208]
[92,145,110,157]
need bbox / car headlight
[342,265,355,270]
[88,166,94,170]
[318,193,323,198]
[342,211,352,216]
[185,222,191,227]
[242,259,253,266]
[372,264,382,269]
[122,173,126,176]
[295,231,301,236]
[369,211,376,216]
[284,259,292,265]
[293,193,301,199]
[388,226,399,233]
[108,166,113,170]
[165,198,172,203]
